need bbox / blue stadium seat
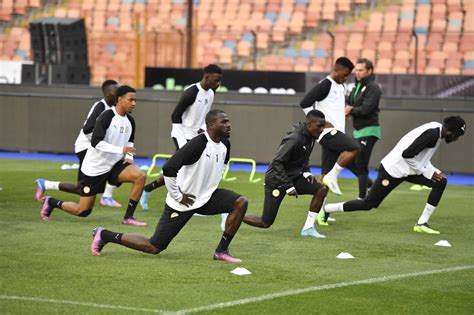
[284,48,297,58]
[295,0,308,5]
[400,12,414,20]
[264,12,277,25]
[224,40,237,53]
[448,20,462,28]
[299,48,311,57]
[464,60,474,70]
[241,32,254,42]
[314,48,328,58]
[414,26,428,34]
[105,44,116,56]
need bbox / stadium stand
[0,0,473,84]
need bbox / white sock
[221,213,228,226]
[417,203,436,225]
[303,211,318,230]
[44,180,60,190]
[326,163,344,179]
[324,202,345,213]
[103,183,116,198]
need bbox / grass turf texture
[0,159,473,314]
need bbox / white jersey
[74,99,114,153]
[163,132,230,212]
[171,82,214,143]
[381,122,442,179]
[81,107,135,176]
[301,76,346,133]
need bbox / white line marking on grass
[2,266,472,314]
[174,265,474,314]
[0,295,166,314]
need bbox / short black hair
[306,109,325,120]
[204,64,222,75]
[335,57,355,71]
[443,116,466,136]
[115,85,136,102]
[356,58,374,71]
[205,109,226,125]
[101,79,118,93]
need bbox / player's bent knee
[437,177,448,187]
[78,209,92,217]
[144,243,161,254]
[261,221,272,228]
[235,196,249,211]
[135,171,146,183]
[367,202,380,210]
[317,186,329,197]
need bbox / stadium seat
[1,0,472,82]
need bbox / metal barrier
[147,153,172,177]
[222,158,261,183]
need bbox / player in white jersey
[35,80,122,208]
[300,57,360,200]
[139,64,223,211]
[39,86,147,226]
[90,110,249,263]
[322,116,466,234]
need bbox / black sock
[216,232,234,253]
[144,181,159,193]
[124,199,138,219]
[101,230,123,244]
[48,197,63,209]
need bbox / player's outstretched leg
[100,183,122,208]
[140,176,165,211]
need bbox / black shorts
[365,164,439,208]
[78,160,130,197]
[149,188,241,251]
[319,130,360,174]
[262,175,325,226]
[76,150,87,182]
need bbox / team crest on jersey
[330,129,337,136]
[170,212,179,218]
[272,189,280,197]
[382,179,390,187]
[83,186,90,194]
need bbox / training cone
[231,267,252,275]
[434,240,451,247]
[336,252,354,259]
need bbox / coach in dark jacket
[243,110,328,239]
[345,58,382,199]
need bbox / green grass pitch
[1,159,473,314]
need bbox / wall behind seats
[0,86,472,174]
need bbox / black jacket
[347,74,382,130]
[265,122,315,190]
